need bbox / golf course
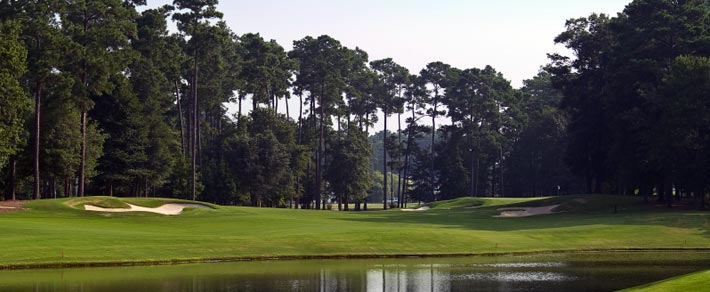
[2,194,709,290]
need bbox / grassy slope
[621,270,710,292]
[0,195,708,268]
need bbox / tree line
[0,0,707,210]
[547,0,710,208]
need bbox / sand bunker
[495,205,560,218]
[401,206,431,212]
[84,203,210,215]
[0,201,24,213]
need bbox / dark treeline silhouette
[0,0,707,210]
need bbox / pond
[1,252,708,292]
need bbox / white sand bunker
[495,205,560,218]
[401,206,431,212]
[84,203,209,215]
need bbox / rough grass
[65,196,131,209]
[621,269,710,292]
[119,197,218,209]
[0,195,708,269]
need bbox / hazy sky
[146,0,631,130]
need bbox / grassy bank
[0,195,708,269]
[621,269,710,291]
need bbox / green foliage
[327,129,372,205]
[239,33,295,108]
[506,72,584,196]
[547,0,710,201]
[217,108,304,207]
[0,20,30,168]
[656,56,710,195]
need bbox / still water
[1,252,708,292]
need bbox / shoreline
[3,247,710,271]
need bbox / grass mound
[27,196,218,214]
[621,270,710,292]
[501,194,647,214]
[426,197,543,210]
[65,197,131,209]
[120,197,218,209]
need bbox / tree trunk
[196,87,202,171]
[294,93,304,208]
[475,150,480,196]
[499,145,504,197]
[274,95,279,113]
[336,114,341,133]
[5,157,16,201]
[33,82,42,200]
[298,93,304,144]
[390,171,394,207]
[191,58,198,201]
[665,178,673,208]
[431,101,437,201]
[397,112,403,207]
[316,86,325,210]
[176,80,186,156]
[383,108,388,210]
[469,148,475,197]
[50,177,56,199]
[79,15,89,198]
[640,182,649,204]
[78,111,87,197]
[64,177,69,198]
[402,105,417,206]
[237,95,243,128]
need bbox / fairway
[0,195,708,269]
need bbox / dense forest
[1,0,708,210]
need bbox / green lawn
[0,195,708,269]
[621,270,710,291]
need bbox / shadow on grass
[337,195,710,236]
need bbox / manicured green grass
[621,269,710,291]
[0,195,708,268]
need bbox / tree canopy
[0,0,708,211]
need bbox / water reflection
[1,253,709,292]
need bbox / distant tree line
[0,0,707,209]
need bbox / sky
[145,0,631,131]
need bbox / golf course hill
[0,195,708,270]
